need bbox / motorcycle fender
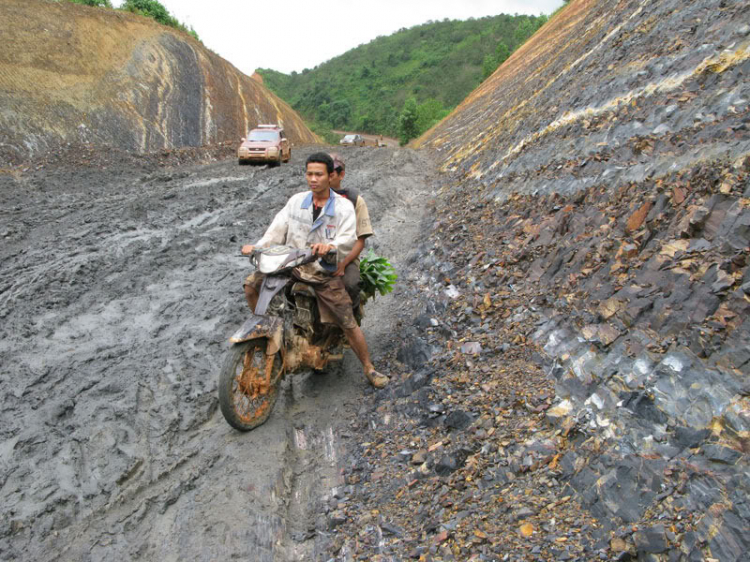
[230,314,283,355]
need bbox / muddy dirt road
[0,145,436,561]
[333,131,399,148]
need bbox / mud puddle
[0,145,437,561]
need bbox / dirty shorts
[244,271,356,330]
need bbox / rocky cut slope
[402,0,750,559]
[0,0,319,166]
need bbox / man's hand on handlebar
[310,243,334,256]
[241,244,255,255]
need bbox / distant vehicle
[238,124,291,166]
[340,134,366,147]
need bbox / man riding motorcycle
[241,152,389,389]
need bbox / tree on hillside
[482,41,511,79]
[416,98,449,134]
[482,53,497,80]
[121,0,200,41]
[495,42,510,63]
[514,18,536,46]
[482,18,545,80]
[122,0,173,26]
[398,98,419,145]
[326,100,353,129]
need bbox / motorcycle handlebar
[242,248,337,258]
[243,246,338,272]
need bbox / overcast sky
[111,0,564,76]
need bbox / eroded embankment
[347,153,749,561]
[0,0,318,166]
[325,0,749,560]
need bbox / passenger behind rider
[327,153,373,315]
[240,152,389,389]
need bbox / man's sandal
[365,370,389,389]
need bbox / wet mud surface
[0,145,437,561]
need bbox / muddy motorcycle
[219,246,355,431]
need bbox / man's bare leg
[343,326,389,388]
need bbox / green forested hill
[257,13,549,142]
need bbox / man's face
[329,167,345,191]
[305,162,332,195]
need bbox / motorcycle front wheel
[218,339,283,431]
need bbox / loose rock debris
[323,153,750,561]
[377,0,750,558]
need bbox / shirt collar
[301,190,336,216]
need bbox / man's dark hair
[306,152,334,173]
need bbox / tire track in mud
[0,146,437,561]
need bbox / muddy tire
[284,149,291,163]
[218,339,283,431]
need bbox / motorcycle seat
[291,282,316,297]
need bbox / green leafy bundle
[359,250,397,303]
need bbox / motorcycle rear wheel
[219,339,283,431]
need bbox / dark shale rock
[702,444,742,465]
[328,510,346,529]
[673,426,710,449]
[434,455,460,477]
[634,525,669,554]
[434,450,470,476]
[444,410,473,431]
[396,336,433,370]
[697,508,750,562]
[397,369,434,398]
[379,521,403,537]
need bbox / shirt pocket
[324,224,337,240]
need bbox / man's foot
[365,369,389,389]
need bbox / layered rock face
[0,0,318,165]
[414,0,749,559]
